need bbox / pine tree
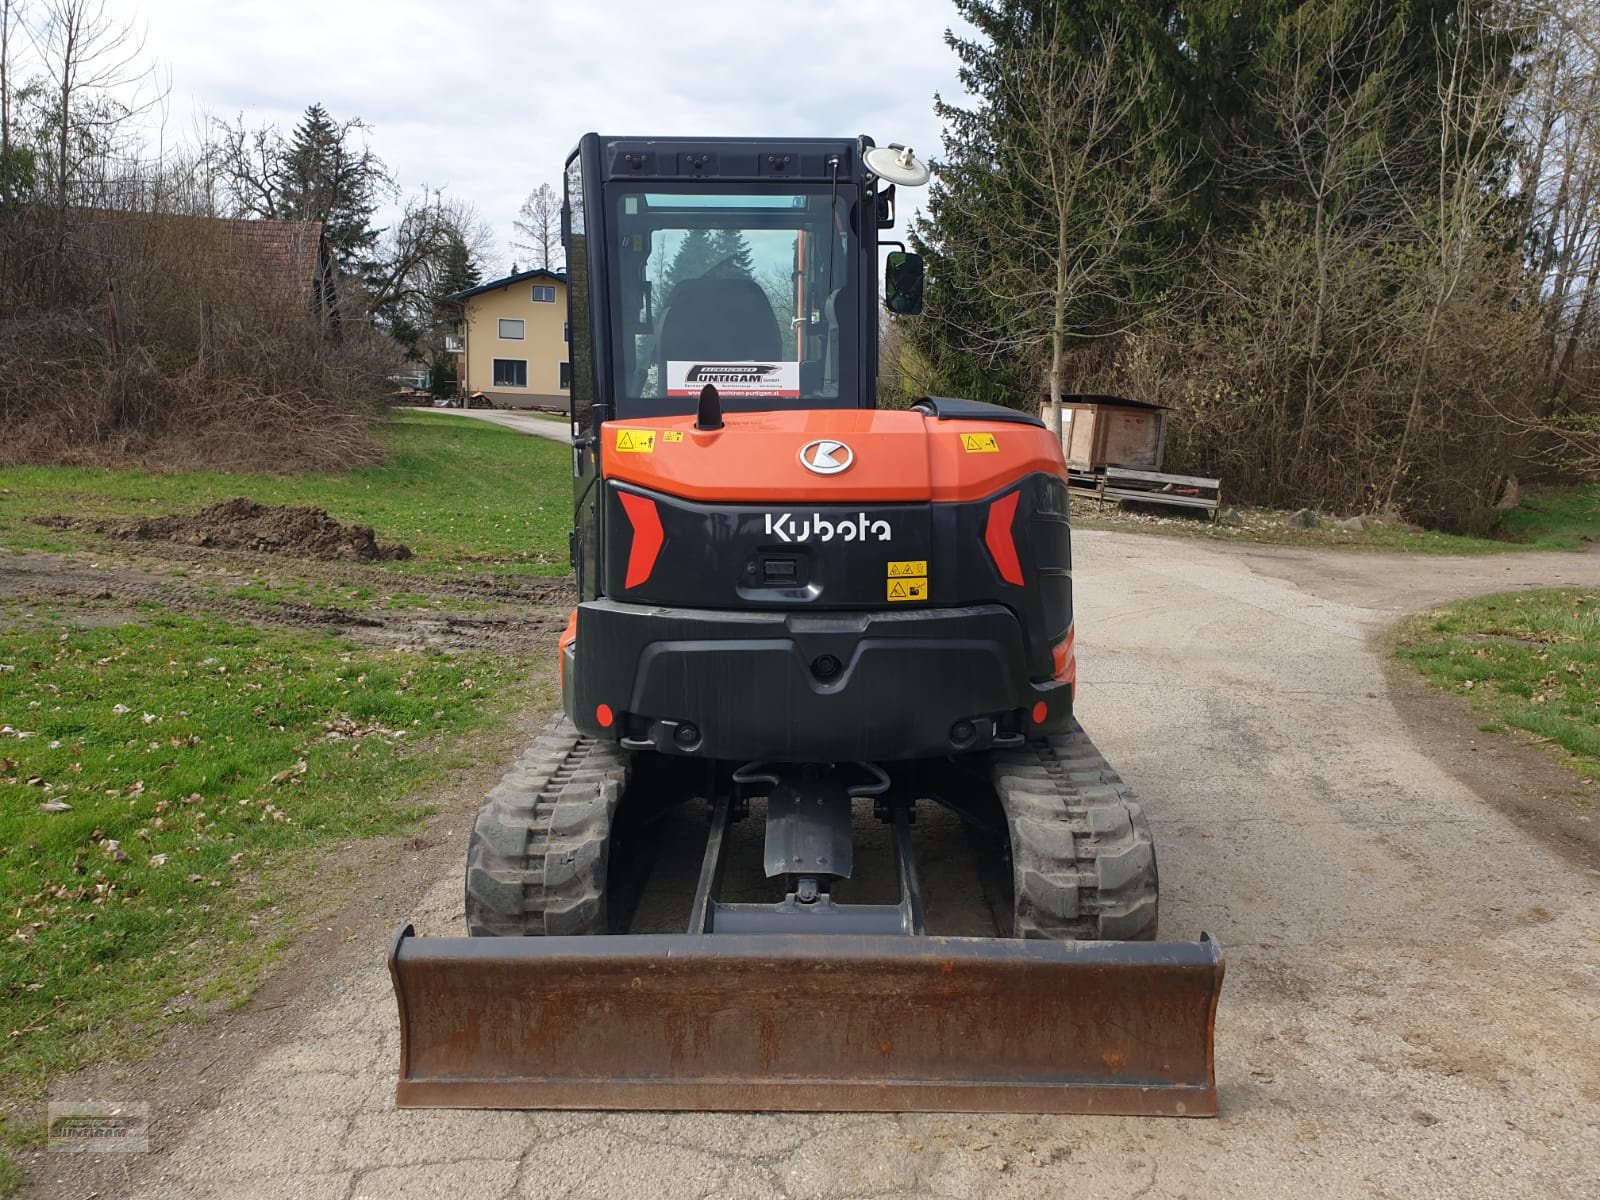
[658,227,713,302]
[429,231,479,327]
[279,103,387,274]
[706,228,755,279]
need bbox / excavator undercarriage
[390,717,1223,1115]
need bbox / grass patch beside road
[0,606,538,1110]
[1496,486,1600,551]
[1396,589,1600,779]
[0,413,571,576]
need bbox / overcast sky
[110,0,975,277]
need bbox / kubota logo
[764,512,893,543]
[799,439,853,475]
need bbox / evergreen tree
[658,226,757,305]
[908,0,1523,410]
[658,227,713,301]
[430,230,480,324]
[706,228,755,279]
[279,103,387,273]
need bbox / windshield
[608,187,858,411]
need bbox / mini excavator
[389,135,1224,1115]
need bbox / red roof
[213,218,327,299]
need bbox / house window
[498,318,525,339]
[563,321,569,342]
[532,285,556,303]
[560,362,571,390]
[493,359,528,388]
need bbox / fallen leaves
[38,800,72,813]
[1,725,37,739]
[269,758,308,785]
[320,717,405,742]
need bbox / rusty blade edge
[394,1078,1219,1117]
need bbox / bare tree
[511,180,560,270]
[1246,6,1414,460]
[32,0,157,213]
[938,15,1184,436]
[1381,0,1535,510]
[1,0,21,207]
[205,114,288,220]
[1516,1,1600,398]
[366,188,490,317]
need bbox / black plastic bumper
[565,598,1072,762]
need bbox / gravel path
[22,533,1600,1200]
[426,409,571,443]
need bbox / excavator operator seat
[658,277,784,364]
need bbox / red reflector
[1031,700,1048,725]
[1052,627,1076,684]
[595,704,614,728]
[984,491,1024,586]
[617,492,664,589]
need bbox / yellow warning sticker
[887,577,928,602]
[961,433,1000,453]
[662,430,685,443]
[887,560,927,578]
[614,429,657,453]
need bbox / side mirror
[884,251,924,316]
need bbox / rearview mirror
[884,251,924,316]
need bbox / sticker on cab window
[667,360,799,399]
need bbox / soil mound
[41,498,412,562]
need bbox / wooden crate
[1043,395,1168,472]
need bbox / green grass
[0,413,572,576]
[1396,589,1600,779]
[225,579,474,613]
[1496,486,1600,551]
[0,1141,19,1197]
[0,605,541,1107]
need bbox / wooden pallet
[1101,467,1222,517]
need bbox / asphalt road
[27,533,1600,1200]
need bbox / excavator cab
[389,135,1224,1115]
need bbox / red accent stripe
[617,491,664,589]
[984,491,1024,586]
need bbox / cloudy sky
[108,0,976,277]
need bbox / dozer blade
[388,926,1224,1116]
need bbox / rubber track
[990,722,1160,941]
[464,713,631,936]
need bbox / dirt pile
[39,498,412,562]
